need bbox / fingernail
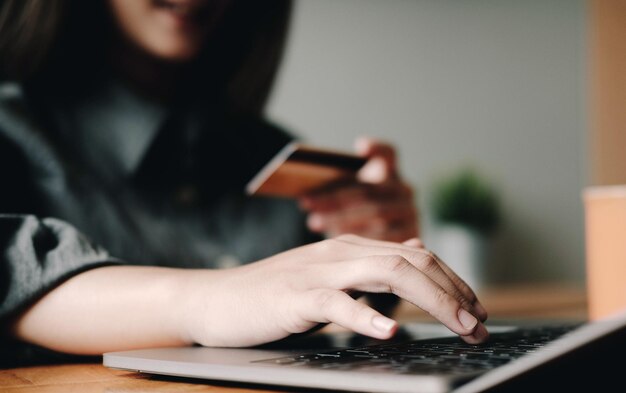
[458,309,478,330]
[372,315,397,333]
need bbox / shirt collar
[64,77,167,178]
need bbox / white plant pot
[431,224,487,291]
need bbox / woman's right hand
[12,234,488,355]
[181,234,489,348]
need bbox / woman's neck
[109,38,190,104]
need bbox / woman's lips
[151,0,211,28]
[152,0,209,18]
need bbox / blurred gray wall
[267,0,587,285]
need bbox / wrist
[175,267,229,346]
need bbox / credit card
[245,142,367,198]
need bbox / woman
[0,0,488,365]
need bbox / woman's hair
[0,0,293,115]
[0,0,64,79]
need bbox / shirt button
[216,254,241,269]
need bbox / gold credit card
[245,142,367,198]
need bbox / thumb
[355,137,399,183]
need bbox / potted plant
[429,168,500,290]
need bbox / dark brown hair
[0,0,292,115]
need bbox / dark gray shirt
[0,80,317,365]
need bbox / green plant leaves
[430,169,500,234]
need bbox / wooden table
[0,283,588,393]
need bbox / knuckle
[314,290,339,310]
[457,296,474,311]
[380,255,411,275]
[432,288,456,311]
[455,278,477,303]
[350,304,372,324]
[414,251,439,274]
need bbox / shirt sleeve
[0,214,120,322]
[0,86,120,324]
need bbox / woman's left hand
[300,137,418,242]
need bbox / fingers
[300,182,417,240]
[331,235,486,322]
[300,184,368,212]
[320,255,487,341]
[335,224,418,243]
[297,137,417,241]
[307,202,418,240]
[395,237,486,321]
[403,238,424,248]
[429,255,488,321]
[301,289,398,340]
[463,323,490,344]
[301,182,412,213]
[355,137,398,182]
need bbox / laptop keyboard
[256,325,578,375]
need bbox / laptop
[103,309,626,392]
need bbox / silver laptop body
[104,311,626,393]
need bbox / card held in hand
[245,142,367,198]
